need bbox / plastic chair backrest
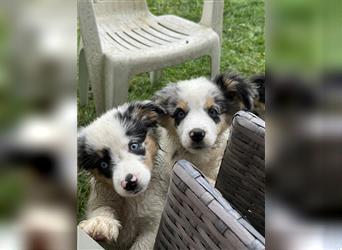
[92,0,149,16]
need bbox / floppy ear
[135,101,167,127]
[214,72,257,110]
[152,84,178,115]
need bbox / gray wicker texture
[215,111,265,235]
[154,160,265,250]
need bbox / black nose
[124,174,138,191]
[189,129,206,143]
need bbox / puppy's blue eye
[100,161,108,169]
[129,142,145,155]
[130,143,139,151]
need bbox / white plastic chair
[78,0,224,115]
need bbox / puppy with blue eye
[153,72,256,182]
[78,101,169,249]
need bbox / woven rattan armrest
[215,111,265,235]
[154,160,265,250]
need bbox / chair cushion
[215,111,265,235]
[154,160,265,250]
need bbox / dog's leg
[129,227,159,250]
[79,207,121,243]
[79,181,121,243]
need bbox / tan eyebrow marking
[177,100,188,111]
[204,96,215,109]
[96,150,104,158]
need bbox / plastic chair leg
[210,49,220,79]
[79,49,89,107]
[104,64,130,110]
[149,70,162,84]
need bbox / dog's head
[78,101,165,197]
[153,72,256,153]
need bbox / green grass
[77,0,265,222]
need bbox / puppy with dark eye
[78,101,169,249]
[249,74,265,118]
[153,72,256,182]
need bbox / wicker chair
[154,160,265,250]
[215,111,265,235]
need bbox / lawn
[77,0,265,222]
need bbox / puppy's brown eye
[177,110,185,119]
[208,107,219,117]
[100,161,108,169]
[173,108,187,126]
[208,107,220,123]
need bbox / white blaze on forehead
[177,77,218,109]
[82,109,129,152]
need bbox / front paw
[79,216,121,242]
